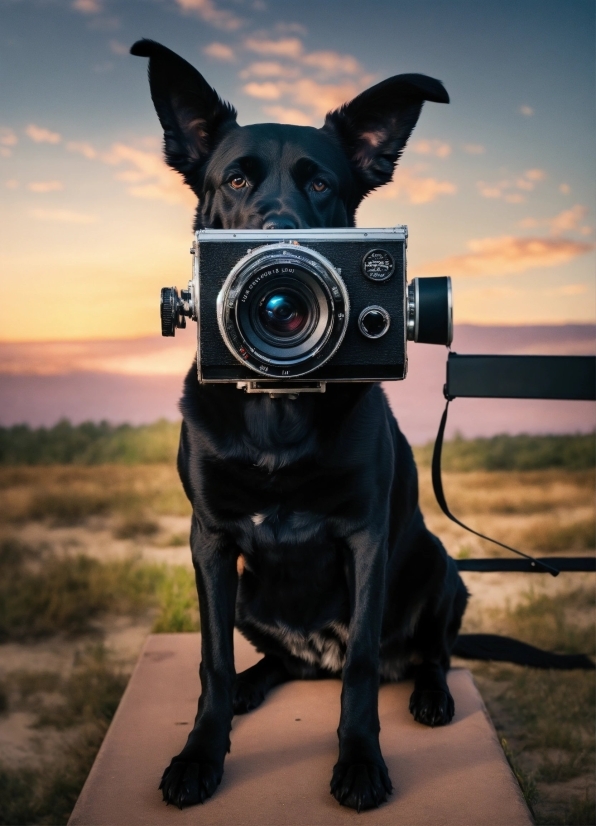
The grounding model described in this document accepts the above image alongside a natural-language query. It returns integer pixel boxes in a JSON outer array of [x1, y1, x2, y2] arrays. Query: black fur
[[130, 40, 590, 814]]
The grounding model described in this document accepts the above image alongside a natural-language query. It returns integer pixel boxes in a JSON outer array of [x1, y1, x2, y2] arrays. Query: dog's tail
[[453, 633, 595, 669]]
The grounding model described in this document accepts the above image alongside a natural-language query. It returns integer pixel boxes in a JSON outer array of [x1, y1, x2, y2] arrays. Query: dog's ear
[[130, 39, 237, 180], [322, 74, 448, 200]]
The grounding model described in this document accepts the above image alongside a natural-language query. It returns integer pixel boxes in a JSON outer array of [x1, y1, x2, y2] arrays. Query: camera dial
[[358, 306, 391, 339], [160, 286, 194, 337]]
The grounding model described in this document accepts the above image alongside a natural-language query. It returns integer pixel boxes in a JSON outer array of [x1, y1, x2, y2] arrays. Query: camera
[[160, 228, 452, 392]]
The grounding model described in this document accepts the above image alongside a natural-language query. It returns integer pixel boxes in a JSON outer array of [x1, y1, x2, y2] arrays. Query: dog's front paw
[[233, 676, 267, 715], [159, 757, 223, 808], [330, 760, 392, 811], [409, 687, 455, 727]]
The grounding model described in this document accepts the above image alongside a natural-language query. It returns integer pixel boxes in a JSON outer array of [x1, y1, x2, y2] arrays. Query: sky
[[0, 0, 594, 361]]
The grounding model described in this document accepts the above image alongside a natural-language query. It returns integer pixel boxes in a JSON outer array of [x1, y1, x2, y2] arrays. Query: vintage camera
[[160, 228, 452, 392]]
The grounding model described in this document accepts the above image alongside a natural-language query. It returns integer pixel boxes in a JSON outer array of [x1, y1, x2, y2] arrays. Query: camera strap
[[431, 398, 559, 577]]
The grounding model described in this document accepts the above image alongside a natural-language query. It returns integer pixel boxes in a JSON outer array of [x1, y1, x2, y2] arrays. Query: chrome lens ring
[[217, 243, 350, 378]]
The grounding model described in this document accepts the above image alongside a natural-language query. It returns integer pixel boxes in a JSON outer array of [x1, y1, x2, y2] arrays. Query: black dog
[[131, 39, 468, 812]]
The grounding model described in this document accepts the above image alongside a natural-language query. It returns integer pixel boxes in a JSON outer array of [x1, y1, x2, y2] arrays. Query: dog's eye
[[229, 176, 248, 190], [311, 179, 328, 193]]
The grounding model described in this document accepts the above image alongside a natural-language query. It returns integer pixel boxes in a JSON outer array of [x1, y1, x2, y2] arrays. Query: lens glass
[[258, 290, 308, 337], [218, 245, 350, 377]]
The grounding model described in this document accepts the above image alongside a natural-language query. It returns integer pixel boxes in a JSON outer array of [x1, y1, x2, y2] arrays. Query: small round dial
[[358, 306, 391, 339]]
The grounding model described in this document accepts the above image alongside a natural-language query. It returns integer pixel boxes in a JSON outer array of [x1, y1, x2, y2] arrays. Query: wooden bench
[[68, 632, 532, 825]]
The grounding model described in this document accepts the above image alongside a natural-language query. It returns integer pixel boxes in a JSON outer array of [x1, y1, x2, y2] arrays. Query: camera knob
[[160, 287, 179, 337], [358, 306, 391, 339]]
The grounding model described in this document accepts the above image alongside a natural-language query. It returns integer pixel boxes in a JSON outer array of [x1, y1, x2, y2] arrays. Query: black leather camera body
[[160, 228, 452, 392]]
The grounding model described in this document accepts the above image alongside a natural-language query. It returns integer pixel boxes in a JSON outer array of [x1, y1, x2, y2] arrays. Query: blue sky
[[0, 0, 594, 351]]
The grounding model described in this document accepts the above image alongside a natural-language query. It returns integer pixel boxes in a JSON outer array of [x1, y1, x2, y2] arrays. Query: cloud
[[375, 166, 457, 204], [549, 205, 589, 235], [240, 61, 300, 79], [550, 284, 589, 296], [25, 124, 61, 144], [72, 0, 102, 12], [239, 35, 373, 124], [520, 205, 591, 237], [0, 128, 17, 157], [243, 81, 282, 100], [410, 139, 451, 158], [0, 128, 18, 147], [5, 179, 19, 189], [109, 39, 129, 56], [0, 337, 194, 377], [66, 140, 97, 159], [31, 208, 97, 224], [462, 143, 485, 154], [204, 42, 236, 61], [262, 106, 313, 126], [244, 36, 303, 58], [243, 77, 361, 119], [28, 180, 64, 193], [414, 236, 594, 277], [559, 183, 571, 195], [477, 168, 546, 201], [103, 143, 195, 208], [174, 0, 243, 31], [302, 51, 362, 77], [519, 105, 534, 116]]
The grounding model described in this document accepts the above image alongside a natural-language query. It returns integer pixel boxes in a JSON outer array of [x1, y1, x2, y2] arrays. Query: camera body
[[161, 228, 452, 390]]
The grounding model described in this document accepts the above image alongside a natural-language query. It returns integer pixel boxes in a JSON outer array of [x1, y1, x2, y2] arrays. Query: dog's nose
[[262, 215, 298, 230]]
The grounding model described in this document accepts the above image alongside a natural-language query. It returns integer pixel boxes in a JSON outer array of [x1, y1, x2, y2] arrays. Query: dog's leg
[[331, 532, 392, 811], [233, 655, 290, 714], [409, 552, 465, 727], [409, 661, 454, 727], [160, 517, 238, 808]]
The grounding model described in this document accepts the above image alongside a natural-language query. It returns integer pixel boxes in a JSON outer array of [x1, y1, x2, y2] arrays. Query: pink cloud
[[28, 180, 64, 193], [72, 0, 102, 12], [66, 140, 97, 159], [414, 235, 594, 277], [25, 124, 61, 144], [30, 208, 97, 224], [175, 0, 243, 31], [103, 143, 195, 208], [411, 139, 451, 158], [244, 37, 303, 59], [376, 166, 457, 204], [462, 143, 485, 154], [203, 42, 236, 61]]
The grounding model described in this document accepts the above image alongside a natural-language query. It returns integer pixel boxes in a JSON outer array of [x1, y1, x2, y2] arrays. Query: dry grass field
[[0, 426, 593, 825]]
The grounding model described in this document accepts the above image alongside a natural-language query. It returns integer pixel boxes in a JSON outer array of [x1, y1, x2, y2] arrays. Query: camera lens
[[259, 291, 308, 337], [217, 243, 350, 378]]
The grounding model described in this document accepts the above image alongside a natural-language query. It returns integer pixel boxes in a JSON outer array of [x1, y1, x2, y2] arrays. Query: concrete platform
[[68, 633, 532, 826]]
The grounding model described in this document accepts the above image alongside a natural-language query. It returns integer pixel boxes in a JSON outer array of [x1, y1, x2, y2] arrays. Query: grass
[[2, 422, 593, 472], [417, 468, 594, 559], [0, 419, 180, 466], [0, 647, 129, 826], [462, 585, 595, 825], [0, 432, 593, 823], [519, 516, 594, 552], [0, 464, 191, 524], [414, 432, 595, 472], [0, 537, 199, 640]]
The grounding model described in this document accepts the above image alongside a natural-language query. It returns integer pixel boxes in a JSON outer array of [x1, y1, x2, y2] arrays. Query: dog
[[131, 39, 469, 812]]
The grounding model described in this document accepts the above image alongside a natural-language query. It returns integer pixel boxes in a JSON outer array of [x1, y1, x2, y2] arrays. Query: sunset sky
[[1, 0, 594, 361]]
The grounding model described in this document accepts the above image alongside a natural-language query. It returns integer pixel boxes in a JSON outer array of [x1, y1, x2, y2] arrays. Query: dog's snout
[[262, 215, 298, 230]]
